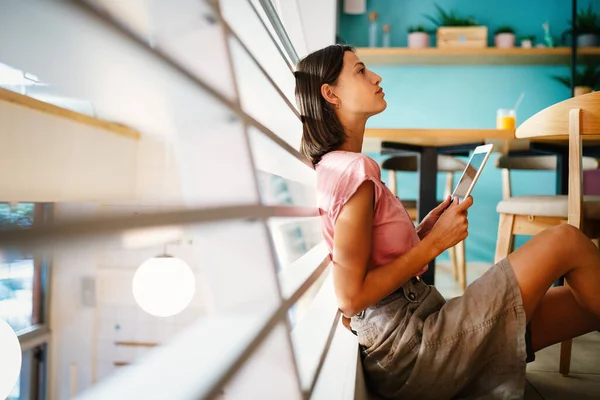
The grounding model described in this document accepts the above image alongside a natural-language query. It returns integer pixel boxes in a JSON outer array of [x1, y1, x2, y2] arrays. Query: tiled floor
[[435, 261, 600, 399], [434, 260, 489, 300], [525, 333, 600, 400]]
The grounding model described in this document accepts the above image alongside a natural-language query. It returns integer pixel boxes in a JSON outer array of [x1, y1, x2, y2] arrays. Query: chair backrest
[[495, 155, 599, 171], [495, 155, 599, 199], [516, 91, 600, 138], [516, 91, 600, 228]]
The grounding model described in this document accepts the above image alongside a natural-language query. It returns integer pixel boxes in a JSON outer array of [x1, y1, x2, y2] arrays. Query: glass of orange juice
[[496, 108, 516, 129]]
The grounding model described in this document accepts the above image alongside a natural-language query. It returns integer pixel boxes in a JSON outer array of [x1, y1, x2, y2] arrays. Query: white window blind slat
[[76, 313, 270, 400], [256, 172, 317, 208], [222, 322, 302, 400], [311, 322, 365, 400], [188, 221, 281, 314], [222, 0, 297, 102], [269, 217, 323, 270], [0, 205, 320, 253], [228, 38, 302, 150], [290, 273, 341, 392], [173, 120, 259, 206], [85, 0, 238, 101], [278, 241, 329, 299], [248, 126, 314, 189], [269, 0, 309, 59]]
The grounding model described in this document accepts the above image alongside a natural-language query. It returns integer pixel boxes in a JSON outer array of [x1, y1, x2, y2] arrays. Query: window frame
[[4, 203, 52, 400]]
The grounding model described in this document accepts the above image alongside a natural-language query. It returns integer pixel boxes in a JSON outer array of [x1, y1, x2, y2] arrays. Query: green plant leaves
[[551, 65, 600, 89], [423, 3, 478, 27]]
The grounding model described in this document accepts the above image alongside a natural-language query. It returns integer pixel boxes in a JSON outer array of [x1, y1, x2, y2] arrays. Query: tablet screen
[[453, 152, 487, 200]]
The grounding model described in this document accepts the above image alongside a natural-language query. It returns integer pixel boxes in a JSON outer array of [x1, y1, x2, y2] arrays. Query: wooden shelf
[[365, 128, 515, 147], [0, 86, 140, 202], [0, 87, 140, 140], [356, 47, 600, 66]]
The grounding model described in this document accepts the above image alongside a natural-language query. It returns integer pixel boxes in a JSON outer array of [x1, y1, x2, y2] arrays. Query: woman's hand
[[426, 196, 473, 253], [341, 315, 353, 333], [416, 196, 453, 239]]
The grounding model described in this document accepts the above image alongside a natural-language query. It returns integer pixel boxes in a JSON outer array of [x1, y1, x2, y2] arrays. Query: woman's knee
[[548, 224, 590, 258], [510, 224, 592, 279], [554, 223, 581, 239]]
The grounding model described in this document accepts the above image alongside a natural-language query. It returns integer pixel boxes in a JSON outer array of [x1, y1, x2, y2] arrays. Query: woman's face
[[330, 51, 386, 117]]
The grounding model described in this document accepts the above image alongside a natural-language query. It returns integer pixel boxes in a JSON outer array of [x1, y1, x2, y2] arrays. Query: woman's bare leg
[[507, 224, 600, 323], [529, 286, 600, 352]]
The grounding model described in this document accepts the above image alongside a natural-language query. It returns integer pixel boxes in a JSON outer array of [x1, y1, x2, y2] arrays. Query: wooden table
[[364, 128, 515, 285]]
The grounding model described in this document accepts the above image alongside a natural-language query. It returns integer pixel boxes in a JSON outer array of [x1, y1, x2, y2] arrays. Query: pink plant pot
[[408, 32, 430, 48], [495, 33, 515, 48]]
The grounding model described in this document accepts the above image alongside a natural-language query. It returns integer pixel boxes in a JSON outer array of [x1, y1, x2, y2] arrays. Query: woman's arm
[[332, 181, 439, 317], [332, 182, 471, 317]]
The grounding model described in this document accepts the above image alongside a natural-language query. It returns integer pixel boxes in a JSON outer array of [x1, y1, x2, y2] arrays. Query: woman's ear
[[320, 83, 340, 109]]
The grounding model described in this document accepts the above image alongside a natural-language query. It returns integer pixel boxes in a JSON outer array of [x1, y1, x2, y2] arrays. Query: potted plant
[[562, 4, 600, 47], [552, 64, 600, 96], [494, 26, 516, 48], [519, 35, 535, 48], [407, 25, 432, 48], [424, 4, 487, 48]]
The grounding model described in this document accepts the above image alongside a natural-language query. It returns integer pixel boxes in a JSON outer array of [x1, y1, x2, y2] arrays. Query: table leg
[[556, 151, 569, 287], [527, 143, 569, 195], [556, 151, 569, 195], [419, 147, 438, 285]]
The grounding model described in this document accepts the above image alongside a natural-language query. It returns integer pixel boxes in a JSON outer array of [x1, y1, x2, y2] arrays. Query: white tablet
[[451, 144, 494, 201]]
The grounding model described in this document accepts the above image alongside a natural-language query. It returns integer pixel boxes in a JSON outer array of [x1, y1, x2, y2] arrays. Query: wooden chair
[[497, 155, 599, 201], [495, 91, 600, 376], [494, 155, 600, 257], [381, 155, 469, 290]]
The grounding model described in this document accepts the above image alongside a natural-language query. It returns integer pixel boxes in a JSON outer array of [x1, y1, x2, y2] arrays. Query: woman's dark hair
[[295, 45, 355, 165]]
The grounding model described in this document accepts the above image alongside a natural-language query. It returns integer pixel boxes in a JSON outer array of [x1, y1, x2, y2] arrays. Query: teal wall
[[338, 0, 596, 262], [338, 0, 591, 48]]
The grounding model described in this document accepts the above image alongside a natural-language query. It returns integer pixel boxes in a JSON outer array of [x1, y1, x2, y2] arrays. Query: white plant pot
[[495, 33, 515, 48], [408, 32, 430, 48], [577, 34, 599, 47], [520, 39, 533, 48]]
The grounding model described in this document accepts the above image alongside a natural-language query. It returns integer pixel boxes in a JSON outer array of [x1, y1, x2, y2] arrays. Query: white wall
[[49, 204, 98, 399], [49, 202, 210, 399]]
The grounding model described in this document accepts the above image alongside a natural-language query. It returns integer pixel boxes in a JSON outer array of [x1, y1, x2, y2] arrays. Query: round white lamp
[[132, 255, 195, 317], [0, 318, 21, 399]]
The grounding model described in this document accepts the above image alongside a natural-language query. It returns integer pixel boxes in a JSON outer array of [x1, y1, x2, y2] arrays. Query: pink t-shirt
[[316, 151, 423, 271]]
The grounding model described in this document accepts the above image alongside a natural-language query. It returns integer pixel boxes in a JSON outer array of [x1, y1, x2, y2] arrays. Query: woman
[[294, 44, 600, 399]]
